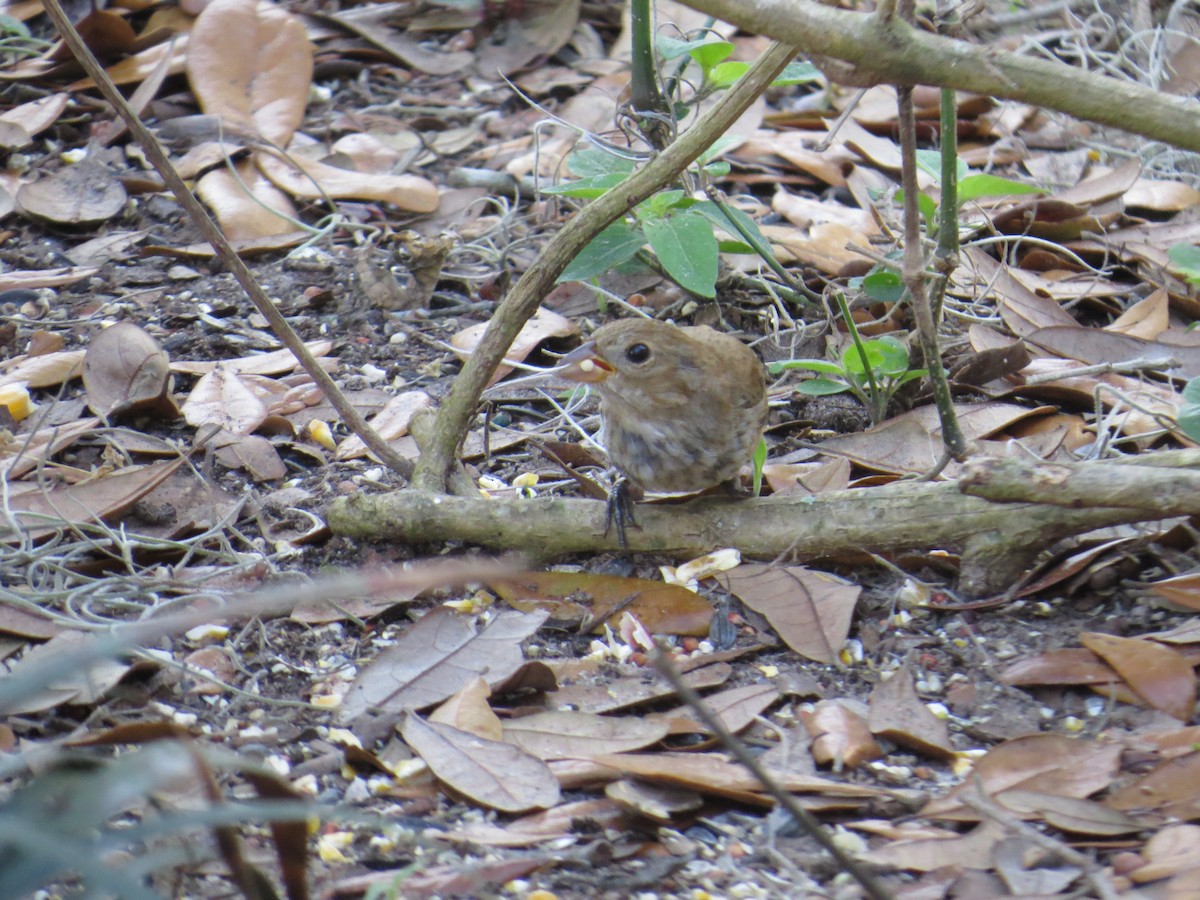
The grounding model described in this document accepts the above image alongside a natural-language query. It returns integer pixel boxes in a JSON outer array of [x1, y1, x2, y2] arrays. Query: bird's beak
[[556, 341, 615, 383]]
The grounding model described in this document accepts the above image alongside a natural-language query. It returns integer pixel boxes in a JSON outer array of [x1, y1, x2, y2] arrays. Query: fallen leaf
[[1080, 632, 1196, 720], [401, 713, 560, 813]]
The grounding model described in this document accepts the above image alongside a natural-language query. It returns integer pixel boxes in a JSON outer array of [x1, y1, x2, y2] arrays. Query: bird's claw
[[604, 478, 640, 551]]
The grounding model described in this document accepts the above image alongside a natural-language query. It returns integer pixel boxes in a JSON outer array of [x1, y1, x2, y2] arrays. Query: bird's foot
[[604, 477, 642, 551]]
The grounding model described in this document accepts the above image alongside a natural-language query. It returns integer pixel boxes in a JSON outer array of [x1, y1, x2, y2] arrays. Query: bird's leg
[[604, 476, 642, 550]]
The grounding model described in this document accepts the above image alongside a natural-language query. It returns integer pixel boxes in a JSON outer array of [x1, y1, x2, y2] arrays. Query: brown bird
[[557, 318, 768, 543]]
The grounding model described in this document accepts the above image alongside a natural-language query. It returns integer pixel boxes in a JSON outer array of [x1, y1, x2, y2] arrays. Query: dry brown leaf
[[863, 821, 1007, 873], [1024, 325, 1200, 380], [186, 0, 312, 146], [1, 458, 186, 543], [212, 432, 286, 481], [0, 349, 85, 389], [256, 151, 438, 213], [922, 733, 1121, 820], [502, 710, 669, 760], [1133, 824, 1200, 882], [439, 798, 629, 847], [997, 790, 1144, 837], [430, 677, 503, 741], [657, 683, 780, 739], [0, 92, 68, 149], [605, 777, 702, 822], [171, 340, 333, 377], [181, 365, 268, 435], [1080, 631, 1197, 721], [451, 307, 579, 386], [18, 159, 126, 226], [1107, 750, 1200, 819], [1149, 572, 1200, 612], [338, 607, 548, 724], [335, 391, 432, 461], [2, 631, 137, 715], [998, 648, 1120, 687], [82, 322, 178, 420], [473, 0, 580, 75], [762, 457, 851, 497], [867, 663, 955, 760], [545, 662, 731, 714], [195, 159, 298, 242], [1105, 287, 1169, 339], [401, 713, 560, 813], [718, 564, 859, 664], [804, 700, 883, 769], [493, 571, 714, 636]]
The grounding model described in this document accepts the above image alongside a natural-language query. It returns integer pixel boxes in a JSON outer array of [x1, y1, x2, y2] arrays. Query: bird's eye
[[625, 343, 651, 364]]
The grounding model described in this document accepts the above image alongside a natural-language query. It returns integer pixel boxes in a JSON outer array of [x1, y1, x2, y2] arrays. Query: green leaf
[[540, 172, 629, 198], [862, 270, 905, 303], [657, 35, 710, 61], [958, 173, 1044, 203], [703, 160, 731, 177], [0, 14, 31, 38], [1169, 244, 1200, 285], [1182, 376, 1200, 406], [843, 336, 909, 376], [557, 222, 646, 283], [916, 151, 968, 185], [771, 61, 821, 85], [797, 378, 851, 396], [697, 135, 744, 165], [709, 60, 749, 89], [568, 148, 636, 178], [718, 239, 755, 254], [643, 211, 719, 297], [689, 40, 734, 71], [690, 200, 767, 248], [769, 359, 845, 376], [751, 436, 767, 497], [639, 189, 688, 219], [1177, 404, 1200, 443]]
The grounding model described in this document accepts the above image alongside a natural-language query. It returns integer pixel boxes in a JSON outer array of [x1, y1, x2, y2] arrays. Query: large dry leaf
[[998, 648, 1121, 687], [494, 571, 714, 636], [0, 92, 68, 149], [323, 4, 474, 76], [451, 307, 578, 385], [256, 151, 438, 213], [181, 365, 268, 435], [1024, 325, 1200, 380], [804, 700, 882, 769], [2, 458, 185, 543], [588, 751, 886, 804], [338, 607, 548, 723], [195, 160, 299, 241], [186, 0, 312, 146], [473, 0, 581, 76], [1107, 750, 1200, 819], [922, 733, 1121, 820], [430, 677, 503, 741], [545, 662, 731, 714], [0, 417, 98, 482], [171, 340, 334, 376], [67, 35, 191, 91], [401, 713, 560, 813], [718, 564, 859, 664], [656, 683, 780, 738], [82, 322, 177, 420], [1080, 632, 1196, 721], [503, 710, 669, 760], [18, 159, 126, 226], [334, 390, 432, 461], [867, 663, 955, 760], [0, 349, 85, 389], [2, 631, 136, 714]]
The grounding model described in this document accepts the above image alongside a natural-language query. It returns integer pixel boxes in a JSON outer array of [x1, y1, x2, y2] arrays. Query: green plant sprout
[[0, 15, 50, 61], [896, 150, 1044, 235], [768, 295, 927, 426], [1169, 244, 1200, 287], [1175, 377, 1200, 442], [541, 28, 818, 300]]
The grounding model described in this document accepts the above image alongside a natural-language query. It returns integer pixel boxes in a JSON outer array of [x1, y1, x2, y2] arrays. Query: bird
[[556, 318, 768, 546]]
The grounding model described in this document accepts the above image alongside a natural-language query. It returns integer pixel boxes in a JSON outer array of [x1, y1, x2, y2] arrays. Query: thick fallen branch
[[328, 452, 1200, 595], [683, 0, 1200, 153]]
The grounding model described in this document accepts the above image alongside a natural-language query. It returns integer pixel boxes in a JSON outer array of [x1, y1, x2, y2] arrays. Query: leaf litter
[[3, 0, 1200, 897]]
